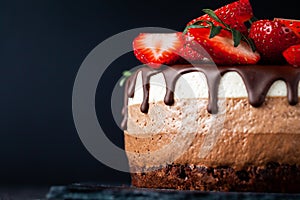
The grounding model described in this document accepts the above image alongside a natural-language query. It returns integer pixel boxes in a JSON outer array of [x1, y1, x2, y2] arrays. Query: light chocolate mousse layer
[[125, 97, 300, 170]]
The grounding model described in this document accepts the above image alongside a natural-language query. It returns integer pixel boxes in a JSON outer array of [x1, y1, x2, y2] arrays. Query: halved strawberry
[[177, 45, 206, 64], [133, 33, 183, 69], [283, 44, 300, 67], [186, 27, 260, 65], [187, 0, 253, 35], [177, 35, 207, 64], [249, 19, 300, 63], [274, 18, 300, 38]]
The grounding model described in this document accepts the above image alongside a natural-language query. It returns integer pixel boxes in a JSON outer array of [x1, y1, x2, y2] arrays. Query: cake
[[121, 0, 300, 193]]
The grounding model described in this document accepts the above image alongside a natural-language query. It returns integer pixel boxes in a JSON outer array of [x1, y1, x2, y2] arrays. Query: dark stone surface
[[0, 186, 49, 200], [46, 183, 300, 200]]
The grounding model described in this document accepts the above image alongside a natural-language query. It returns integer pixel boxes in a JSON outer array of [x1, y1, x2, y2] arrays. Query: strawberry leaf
[[202, 9, 228, 28], [119, 77, 126, 87], [249, 16, 258, 24], [231, 29, 242, 47], [122, 70, 132, 77], [119, 70, 132, 87], [209, 25, 222, 38], [183, 24, 208, 34], [245, 37, 256, 52]]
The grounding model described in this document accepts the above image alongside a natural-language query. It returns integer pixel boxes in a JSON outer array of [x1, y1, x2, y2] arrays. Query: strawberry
[[274, 18, 300, 38], [177, 35, 207, 63], [133, 33, 183, 69], [178, 45, 206, 64], [283, 44, 300, 67], [249, 19, 300, 63], [187, 0, 253, 35], [186, 27, 260, 65]]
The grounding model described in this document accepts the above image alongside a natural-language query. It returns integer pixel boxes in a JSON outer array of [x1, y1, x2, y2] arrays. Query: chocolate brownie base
[[131, 163, 300, 193]]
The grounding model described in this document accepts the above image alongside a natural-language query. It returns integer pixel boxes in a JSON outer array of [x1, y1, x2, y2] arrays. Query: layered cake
[[121, 0, 300, 192]]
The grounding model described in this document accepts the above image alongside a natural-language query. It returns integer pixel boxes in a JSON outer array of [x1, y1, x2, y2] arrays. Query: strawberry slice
[[274, 18, 300, 38], [186, 27, 260, 65], [133, 33, 183, 69], [283, 44, 300, 67], [249, 19, 300, 63], [187, 0, 253, 35]]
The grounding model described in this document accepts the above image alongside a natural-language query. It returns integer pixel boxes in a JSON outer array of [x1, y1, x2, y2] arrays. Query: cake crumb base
[[131, 163, 300, 193]]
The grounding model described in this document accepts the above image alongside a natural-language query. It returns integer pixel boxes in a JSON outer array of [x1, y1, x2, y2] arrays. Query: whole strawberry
[[283, 44, 300, 67], [249, 19, 300, 63], [275, 18, 300, 38]]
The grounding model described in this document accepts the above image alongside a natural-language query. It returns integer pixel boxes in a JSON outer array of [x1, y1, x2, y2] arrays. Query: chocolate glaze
[[121, 64, 300, 129]]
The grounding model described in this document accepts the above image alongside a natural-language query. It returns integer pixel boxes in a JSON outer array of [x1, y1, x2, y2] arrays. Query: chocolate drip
[[162, 67, 187, 106], [121, 77, 129, 130], [121, 64, 300, 130], [286, 76, 299, 105], [139, 68, 161, 113], [205, 67, 222, 114]]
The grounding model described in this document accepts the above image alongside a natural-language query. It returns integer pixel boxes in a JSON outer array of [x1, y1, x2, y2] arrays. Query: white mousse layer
[[128, 71, 300, 106]]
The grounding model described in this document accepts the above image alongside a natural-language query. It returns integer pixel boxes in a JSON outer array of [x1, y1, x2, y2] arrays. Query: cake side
[[123, 65, 300, 192]]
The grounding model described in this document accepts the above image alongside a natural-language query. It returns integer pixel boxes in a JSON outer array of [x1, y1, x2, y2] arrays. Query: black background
[[0, 0, 299, 186]]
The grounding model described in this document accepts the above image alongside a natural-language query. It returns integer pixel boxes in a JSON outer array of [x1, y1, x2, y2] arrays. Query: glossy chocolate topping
[[121, 64, 300, 129]]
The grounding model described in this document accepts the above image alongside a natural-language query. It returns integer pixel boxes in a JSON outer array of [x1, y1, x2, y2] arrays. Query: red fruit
[[177, 35, 206, 63], [274, 18, 300, 38], [187, 0, 253, 35], [186, 28, 260, 65], [249, 19, 300, 63], [133, 33, 183, 69], [283, 44, 300, 67], [178, 45, 206, 63]]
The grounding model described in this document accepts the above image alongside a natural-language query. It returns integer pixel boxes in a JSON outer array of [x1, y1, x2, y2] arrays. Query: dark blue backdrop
[[0, 0, 298, 185]]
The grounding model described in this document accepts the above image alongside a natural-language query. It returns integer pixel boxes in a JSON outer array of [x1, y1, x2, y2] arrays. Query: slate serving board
[[46, 183, 300, 200]]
